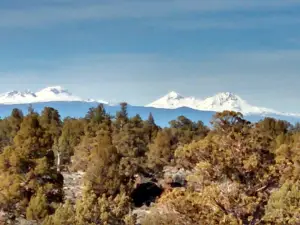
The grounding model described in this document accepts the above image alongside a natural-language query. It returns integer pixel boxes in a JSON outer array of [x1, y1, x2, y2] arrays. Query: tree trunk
[[57, 152, 61, 172]]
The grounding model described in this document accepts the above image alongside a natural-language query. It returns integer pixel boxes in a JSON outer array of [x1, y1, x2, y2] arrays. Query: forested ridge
[[0, 103, 300, 224]]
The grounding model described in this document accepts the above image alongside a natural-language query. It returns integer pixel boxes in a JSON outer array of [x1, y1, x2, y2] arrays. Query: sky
[[0, 0, 300, 112]]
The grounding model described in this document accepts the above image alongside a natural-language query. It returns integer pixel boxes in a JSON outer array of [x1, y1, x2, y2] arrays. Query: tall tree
[[147, 129, 174, 172], [0, 112, 63, 218]]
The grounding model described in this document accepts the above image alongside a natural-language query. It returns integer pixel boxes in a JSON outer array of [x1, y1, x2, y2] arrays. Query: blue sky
[[0, 0, 300, 112]]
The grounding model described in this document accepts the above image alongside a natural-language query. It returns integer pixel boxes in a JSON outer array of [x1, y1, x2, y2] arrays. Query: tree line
[[0, 103, 300, 224]]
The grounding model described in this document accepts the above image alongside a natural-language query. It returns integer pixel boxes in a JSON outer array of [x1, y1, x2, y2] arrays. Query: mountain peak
[[37, 86, 70, 94], [0, 86, 85, 104], [147, 91, 278, 115], [200, 92, 245, 112], [165, 91, 183, 99], [215, 91, 236, 97], [35, 86, 81, 102], [147, 91, 201, 109], [212, 92, 241, 102], [0, 90, 37, 104]]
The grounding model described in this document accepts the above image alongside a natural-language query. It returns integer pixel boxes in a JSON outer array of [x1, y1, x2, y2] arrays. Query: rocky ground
[[0, 171, 85, 225], [1, 166, 190, 225], [62, 171, 85, 203]]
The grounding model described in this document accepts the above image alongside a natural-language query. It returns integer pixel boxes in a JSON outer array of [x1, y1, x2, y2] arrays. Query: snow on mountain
[[0, 90, 37, 104], [0, 86, 107, 105], [86, 98, 109, 104], [35, 86, 82, 102], [198, 92, 279, 115], [146, 91, 203, 109], [1, 87, 299, 117], [147, 91, 282, 115]]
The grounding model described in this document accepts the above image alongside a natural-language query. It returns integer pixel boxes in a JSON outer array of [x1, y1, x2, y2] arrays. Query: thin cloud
[[0, 0, 299, 28], [287, 37, 300, 44], [158, 14, 300, 30]]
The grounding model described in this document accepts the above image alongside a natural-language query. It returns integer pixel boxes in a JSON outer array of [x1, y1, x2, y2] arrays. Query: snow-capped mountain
[[0, 90, 37, 104], [0, 86, 107, 104], [0, 87, 299, 118], [86, 98, 108, 104], [0, 88, 300, 125], [146, 91, 203, 109], [198, 92, 279, 115], [35, 86, 82, 102], [147, 91, 282, 115]]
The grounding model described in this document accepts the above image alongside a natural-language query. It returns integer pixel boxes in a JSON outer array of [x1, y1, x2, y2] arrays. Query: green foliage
[[112, 108, 151, 191], [85, 131, 122, 196], [0, 109, 24, 152], [264, 180, 300, 224], [174, 111, 280, 223], [147, 188, 241, 225], [169, 115, 209, 144], [256, 117, 291, 137], [42, 200, 75, 225], [115, 102, 129, 130], [144, 113, 159, 143], [71, 184, 132, 225], [0, 106, 300, 224], [211, 110, 249, 132], [147, 129, 174, 172], [71, 104, 112, 171], [39, 107, 62, 151], [0, 109, 63, 219], [58, 118, 85, 165], [9, 108, 24, 138], [274, 133, 300, 184], [26, 188, 49, 221], [44, 189, 134, 225]]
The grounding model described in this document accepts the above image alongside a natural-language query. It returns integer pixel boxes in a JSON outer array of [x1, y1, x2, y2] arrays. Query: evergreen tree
[[71, 105, 112, 171], [8, 108, 24, 138], [169, 116, 208, 144], [85, 130, 122, 196], [112, 113, 149, 191], [115, 102, 129, 130], [264, 180, 300, 224], [26, 188, 49, 221], [0, 112, 63, 217], [0, 106, 299, 224], [58, 118, 85, 166], [42, 200, 75, 225], [147, 129, 174, 172], [39, 107, 62, 144], [144, 113, 159, 143]]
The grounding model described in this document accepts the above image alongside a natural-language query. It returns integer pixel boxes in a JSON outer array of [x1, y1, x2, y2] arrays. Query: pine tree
[[264, 180, 300, 224], [26, 188, 49, 221], [147, 129, 173, 172], [58, 118, 85, 166], [112, 113, 149, 190], [71, 105, 112, 171], [42, 200, 75, 225], [8, 108, 24, 138], [85, 130, 122, 196], [144, 113, 159, 143], [85, 104, 108, 124], [39, 107, 62, 144], [0, 112, 63, 217], [115, 102, 129, 130]]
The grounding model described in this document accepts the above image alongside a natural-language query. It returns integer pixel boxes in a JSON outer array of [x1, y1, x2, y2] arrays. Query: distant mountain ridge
[[0, 101, 300, 127], [0, 86, 107, 105], [147, 91, 299, 117], [0, 86, 299, 118]]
